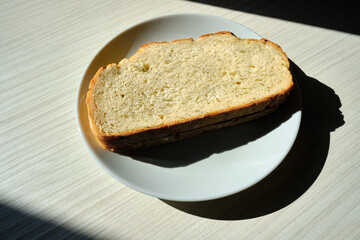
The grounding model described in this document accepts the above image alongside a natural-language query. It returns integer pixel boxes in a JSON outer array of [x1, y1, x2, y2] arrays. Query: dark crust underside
[[110, 106, 276, 152], [99, 92, 289, 152]]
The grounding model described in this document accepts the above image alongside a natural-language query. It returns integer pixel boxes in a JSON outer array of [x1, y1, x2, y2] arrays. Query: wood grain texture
[[1, 0, 359, 239]]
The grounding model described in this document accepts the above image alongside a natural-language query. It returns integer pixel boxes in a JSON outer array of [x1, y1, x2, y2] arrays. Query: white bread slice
[[86, 32, 293, 152]]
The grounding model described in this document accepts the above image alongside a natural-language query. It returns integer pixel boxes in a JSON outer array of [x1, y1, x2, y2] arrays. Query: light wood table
[[1, 0, 359, 239]]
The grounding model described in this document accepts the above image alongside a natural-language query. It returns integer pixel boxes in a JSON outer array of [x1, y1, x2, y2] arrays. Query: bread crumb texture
[[87, 32, 291, 135]]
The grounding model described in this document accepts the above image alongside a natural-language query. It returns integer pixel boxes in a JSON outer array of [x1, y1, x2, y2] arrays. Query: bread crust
[[106, 105, 280, 152], [86, 31, 293, 152]]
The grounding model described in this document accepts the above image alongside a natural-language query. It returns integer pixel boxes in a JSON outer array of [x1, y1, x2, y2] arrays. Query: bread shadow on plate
[[161, 60, 345, 220], [125, 65, 301, 168]]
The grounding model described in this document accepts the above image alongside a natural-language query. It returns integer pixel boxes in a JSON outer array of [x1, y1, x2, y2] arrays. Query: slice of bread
[[86, 31, 293, 152]]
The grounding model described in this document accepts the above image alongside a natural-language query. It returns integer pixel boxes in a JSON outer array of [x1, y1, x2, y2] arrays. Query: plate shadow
[[161, 61, 344, 220]]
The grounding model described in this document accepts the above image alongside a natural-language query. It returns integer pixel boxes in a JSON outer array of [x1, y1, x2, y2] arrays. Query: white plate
[[77, 13, 302, 202]]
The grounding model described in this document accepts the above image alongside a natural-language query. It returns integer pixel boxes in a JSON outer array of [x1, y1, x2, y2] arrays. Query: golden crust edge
[[85, 31, 293, 150]]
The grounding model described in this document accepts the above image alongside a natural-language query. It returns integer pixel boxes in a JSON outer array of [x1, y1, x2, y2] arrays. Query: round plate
[[77, 13, 302, 202]]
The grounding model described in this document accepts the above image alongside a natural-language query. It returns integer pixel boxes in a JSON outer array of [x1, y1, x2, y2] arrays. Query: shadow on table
[[188, 0, 360, 35], [0, 203, 97, 240], [161, 61, 344, 220]]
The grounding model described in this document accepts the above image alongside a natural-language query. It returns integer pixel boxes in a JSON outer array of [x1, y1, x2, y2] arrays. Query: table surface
[[1, 0, 359, 239]]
